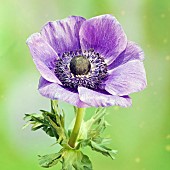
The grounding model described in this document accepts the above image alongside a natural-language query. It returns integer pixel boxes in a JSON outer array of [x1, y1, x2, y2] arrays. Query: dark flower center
[[55, 49, 108, 90], [70, 56, 91, 75]]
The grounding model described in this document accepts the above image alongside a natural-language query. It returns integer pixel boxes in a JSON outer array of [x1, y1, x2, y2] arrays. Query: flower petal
[[79, 14, 127, 65], [105, 60, 147, 96], [78, 87, 132, 107], [108, 41, 144, 70], [26, 33, 61, 84], [38, 77, 89, 108], [41, 16, 86, 55]]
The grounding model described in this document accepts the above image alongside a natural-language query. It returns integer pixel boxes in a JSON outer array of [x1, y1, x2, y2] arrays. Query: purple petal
[[26, 33, 61, 84], [38, 77, 89, 108], [78, 87, 132, 107], [105, 60, 147, 96], [79, 14, 127, 65], [41, 16, 86, 55], [108, 41, 144, 70]]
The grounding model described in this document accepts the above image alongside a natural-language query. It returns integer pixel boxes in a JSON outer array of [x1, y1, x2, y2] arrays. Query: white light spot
[[166, 134, 170, 139], [143, 15, 147, 19], [163, 39, 168, 44], [161, 14, 165, 18], [121, 10, 126, 16], [165, 56, 170, 61], [165, 145, 170, 152], [135, 157, 141, 163]]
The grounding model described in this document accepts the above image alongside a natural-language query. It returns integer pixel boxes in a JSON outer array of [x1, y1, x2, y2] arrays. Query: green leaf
[[85, 108, 107, 135], [24, 104, 117, 169], [77, 108, 117, 160], [23, 103, 67, 144], [47, 115, 66, 143], [31, 122, 43, 131], [90, 141, 117, 159], [50, 100, 58, 114], [24, 113, 44, 123], [39, 152, 62, 168], [62, 149, 92, 170]]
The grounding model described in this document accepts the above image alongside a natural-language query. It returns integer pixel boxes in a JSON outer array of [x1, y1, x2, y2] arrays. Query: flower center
[[70, 56, 91, 75], [55, 49, 108, 90]]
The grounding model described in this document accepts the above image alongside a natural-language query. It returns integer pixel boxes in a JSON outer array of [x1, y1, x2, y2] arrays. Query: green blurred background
[[0, 0, 170, 169]]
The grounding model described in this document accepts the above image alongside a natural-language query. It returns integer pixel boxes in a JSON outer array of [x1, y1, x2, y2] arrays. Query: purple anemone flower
[[27, 14, 147, 108]]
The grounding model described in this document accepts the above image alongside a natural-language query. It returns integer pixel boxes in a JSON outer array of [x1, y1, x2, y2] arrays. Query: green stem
[[68, 108, 85, 148]]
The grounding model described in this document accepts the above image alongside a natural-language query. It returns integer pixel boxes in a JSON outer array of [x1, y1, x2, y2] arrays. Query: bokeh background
[[0, 0, 170, 169]]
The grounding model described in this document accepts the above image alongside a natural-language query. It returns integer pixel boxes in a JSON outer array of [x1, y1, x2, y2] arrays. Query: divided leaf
[[90, 141, 117, 159], [78, 108, 117, 160], [39, 152, 62, 168], [24, 104, 117, 169], [23, 100, 67, 144]]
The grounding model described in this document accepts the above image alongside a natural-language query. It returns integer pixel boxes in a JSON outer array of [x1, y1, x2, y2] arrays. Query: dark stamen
[[70, 56, 91, 75]]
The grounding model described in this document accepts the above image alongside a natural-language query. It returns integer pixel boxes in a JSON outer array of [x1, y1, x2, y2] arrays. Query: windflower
[[25, 15, 148, 169], [27, 14, 147, 108]]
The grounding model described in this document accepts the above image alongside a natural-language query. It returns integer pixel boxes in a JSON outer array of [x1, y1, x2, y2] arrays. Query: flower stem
[[68, 108, 85, 148]]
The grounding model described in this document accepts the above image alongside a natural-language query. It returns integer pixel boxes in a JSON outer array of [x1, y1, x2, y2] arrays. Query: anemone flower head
[[27, 14, 147, 108]]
